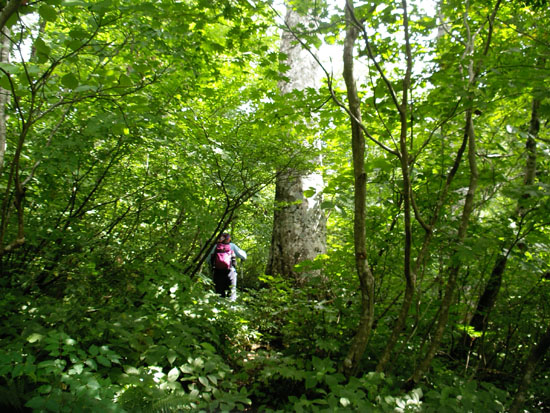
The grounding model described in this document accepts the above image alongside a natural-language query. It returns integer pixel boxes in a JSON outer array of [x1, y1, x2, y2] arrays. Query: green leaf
[[34, 38, 51, 57], [5, 12, 19, 28], [27, 333, 44, 343], [86, 377, 100, 390], [200, 342, 216, 353], [180, 364, 193, 374], [118, 73, 132, 87], [0, 62, 19, 74], [167, 367, 180, 382], [74, 84, 96, 93], [85, 358, 97, 370], [68, 363, 84, 374], [0, 75, 10, 89], [90, 0, 112, 14], [124, 365, 139, 375], [303, 188, 316, 198], [61, 73, 79, 89], [27, 65, 41, 76], [12, 364, 24, 377], [62, 0, 87, 6], [166, 349, 177, 365], [325, 374, 340, 389], [96, 355, 111, 367], [207, 374, 218, 386], [305, 375, 316, 389], [88, 345, 99, 356], [39, 5, 58, 22], [25, 397, 46, 410], [38, 385, 52, 394]]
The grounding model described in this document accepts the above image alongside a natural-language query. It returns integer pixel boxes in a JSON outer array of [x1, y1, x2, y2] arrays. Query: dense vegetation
[[0, 0, 549, 411]]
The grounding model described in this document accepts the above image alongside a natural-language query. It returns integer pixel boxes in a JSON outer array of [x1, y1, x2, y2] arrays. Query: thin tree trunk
[[406, 0, 501, 386], [468, 95, 539, 336], [0, 19, 47, 258], [375, 0, 415, 373], [341, 1, 375, 376], [408, 107, 479, 386], [469, 252, 507, 333], [509, 327, 550, 413], [377, 128, 469, 372], [523, 98, 539, 187]]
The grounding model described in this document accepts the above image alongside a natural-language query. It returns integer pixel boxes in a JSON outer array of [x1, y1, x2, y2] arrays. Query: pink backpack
[[213, 243, 232, 269]]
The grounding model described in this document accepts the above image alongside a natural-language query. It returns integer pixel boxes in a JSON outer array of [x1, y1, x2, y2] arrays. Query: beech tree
[[0, 27, 8, 171], [266, 3, 327, 281], [0, 0, 548, 411]]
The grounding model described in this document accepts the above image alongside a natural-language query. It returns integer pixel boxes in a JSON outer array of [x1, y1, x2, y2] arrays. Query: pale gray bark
[[277, 8, 320, 94], [266, 5, 326, 281], [0, 28, 10, 172]]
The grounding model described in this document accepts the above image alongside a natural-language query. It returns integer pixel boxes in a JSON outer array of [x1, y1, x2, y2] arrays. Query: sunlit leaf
[[27, 333, 44, 343], [167, 367, 180, 382], [0, 62, 19, 74]]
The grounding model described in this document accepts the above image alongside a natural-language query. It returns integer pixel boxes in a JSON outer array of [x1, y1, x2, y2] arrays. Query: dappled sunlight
[[0, 0, 548, 411]]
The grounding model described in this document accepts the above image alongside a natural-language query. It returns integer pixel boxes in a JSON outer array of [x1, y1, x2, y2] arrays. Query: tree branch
[[0, 0, 24, 33]]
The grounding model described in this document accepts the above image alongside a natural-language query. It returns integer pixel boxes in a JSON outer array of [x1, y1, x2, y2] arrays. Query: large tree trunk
[[0, 28, 10, 172], [266, 5, 326, 281]]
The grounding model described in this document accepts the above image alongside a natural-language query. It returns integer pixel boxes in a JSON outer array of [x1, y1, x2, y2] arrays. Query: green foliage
[[518, 0, 548, 9], [0, 0, 308, 290], [245, 274, 353, 357], [0, 272, 255, 411], [0, 0, 549, 412], [0, 323, 123, 411], [422, 372, 508, 413], [0, 257, 525, 412]]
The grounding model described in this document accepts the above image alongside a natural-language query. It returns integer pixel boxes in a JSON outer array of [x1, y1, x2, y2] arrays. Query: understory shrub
[[0, 269, 516, 412]]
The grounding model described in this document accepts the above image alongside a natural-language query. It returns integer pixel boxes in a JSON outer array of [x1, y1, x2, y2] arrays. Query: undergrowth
[[0, 270, 518, 412]]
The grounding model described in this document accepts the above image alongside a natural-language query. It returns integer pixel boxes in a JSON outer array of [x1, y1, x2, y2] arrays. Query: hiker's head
[[217, 233, 231, 244]]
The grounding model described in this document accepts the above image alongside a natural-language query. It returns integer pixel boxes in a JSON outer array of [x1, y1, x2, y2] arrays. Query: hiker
[[207, 233, 247, 301]]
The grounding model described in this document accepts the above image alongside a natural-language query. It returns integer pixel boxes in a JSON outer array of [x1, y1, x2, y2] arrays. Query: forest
[[0, 0, 549, 411]]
